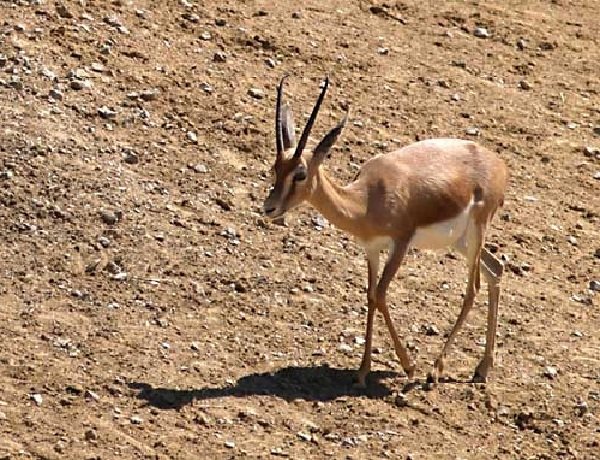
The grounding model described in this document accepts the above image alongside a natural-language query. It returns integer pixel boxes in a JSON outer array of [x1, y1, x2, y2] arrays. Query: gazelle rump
[[263, 76, 508, 386]]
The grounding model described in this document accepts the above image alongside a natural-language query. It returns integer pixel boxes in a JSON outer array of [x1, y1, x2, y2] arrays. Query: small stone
[[395, 393, 409, 407], [98, 236, 110, 248], [161, 342, 170, 350], [130, 416, 143, 424], [583, 146, 599, 157], [377, 47, 390, 55], [70, 79, 91, 90], [589, 280, 600, 292], [186, 131, 198, 143], [248, 87, 264, 99], [191, 163, 207, 173], [474, 27, 489, 38], [265, 58, 277, 68], [465, 127, 480, 136], [123, 152, 139, 164], [200, 31, 211, 41], [84, 390, 100, 401], [543, 366, 558, 379], [183, 12, 200, 23], [111, 272, 128, 281], [31, 394, 43, 406], [90, 63, 104, 72], [140, 89, 159, 101], [100, 210, 118, 225], [97, 106, 116, 119], [297, 432, 312, 442], [200, 82, 213, 93], [424, 324, 440, 336], [84, 429, 98, 441], [49, 88, 63, 100], [215, 18, 227, 26], [191, 342, 200, 351], [337, 343, 353, 353], [567, 122, 578, 130], [213, 51, 227, 62], [56, 4, 73, 19], [516, 38, 527, 50], [354, 336, 365, 345], [519, 80, 532, 90], [593, 126, 600, 136], [292, 11, 302, 19], [224, 441, 235, 449], [567, 235, 577, 246]]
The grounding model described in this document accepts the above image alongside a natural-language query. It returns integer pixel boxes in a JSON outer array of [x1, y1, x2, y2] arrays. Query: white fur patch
[[410, 200, 473, 250], [357, 199, 475, 253]]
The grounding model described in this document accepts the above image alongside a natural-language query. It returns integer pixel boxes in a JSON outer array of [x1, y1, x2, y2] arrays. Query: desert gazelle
[[263, 76, 508, 386]]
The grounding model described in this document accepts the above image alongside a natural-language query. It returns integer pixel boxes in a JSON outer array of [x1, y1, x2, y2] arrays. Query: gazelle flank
[[263, 76, 508, 387]]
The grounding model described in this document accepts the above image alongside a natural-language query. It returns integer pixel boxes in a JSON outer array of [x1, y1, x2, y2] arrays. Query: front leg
[[356, 249, 379, 388], [376, 241, 416, 379]]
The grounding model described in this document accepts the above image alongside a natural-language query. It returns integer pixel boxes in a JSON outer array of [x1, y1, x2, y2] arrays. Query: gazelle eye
[[293, 168, 307, 182]]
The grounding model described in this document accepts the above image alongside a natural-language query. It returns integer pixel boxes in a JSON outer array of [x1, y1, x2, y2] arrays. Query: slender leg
[[472, 247, 503, 382], [356, 249, 379, 388], [375, 241, 415, 379], [429, 222, 484, 383]]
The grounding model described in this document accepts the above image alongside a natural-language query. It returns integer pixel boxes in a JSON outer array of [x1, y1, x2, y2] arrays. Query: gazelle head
[[262, 76, 347, 220]]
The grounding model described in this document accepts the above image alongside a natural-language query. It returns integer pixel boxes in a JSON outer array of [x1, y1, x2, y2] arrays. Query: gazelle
[[263, 76, 508, 387]]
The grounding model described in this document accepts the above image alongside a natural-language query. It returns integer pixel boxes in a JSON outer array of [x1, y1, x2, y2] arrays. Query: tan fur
[[264, 80, 508, 386]]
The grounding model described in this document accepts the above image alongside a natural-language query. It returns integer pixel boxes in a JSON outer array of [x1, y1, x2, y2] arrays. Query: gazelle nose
[[264, 206, 276, 215]]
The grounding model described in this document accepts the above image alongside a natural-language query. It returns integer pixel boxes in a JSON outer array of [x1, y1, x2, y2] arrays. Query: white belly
[[410, 204, 472, 250], [358, 201, 474, 253]]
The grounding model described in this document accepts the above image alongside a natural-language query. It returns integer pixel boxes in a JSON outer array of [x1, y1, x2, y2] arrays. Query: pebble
[[191, 342, 200, 351], [213, 51, 227, 62], [140, 89, 159, 101], [49, 88, 63, 100], [30, 393, 43, 406], [589, 280, 600, 292], [100, 210, 118, 225], [70, 79, 91, 90], [123, 151, 139, 164], [84, 429, 98, 441], [200, 31, 211, 41], [265, 58, 277, 68], [424, 324, 440, 336], [377, 47, 390, 55], [516, 38, 527, 50], [186, 131, 198, 143], [111, 272, 128, 281], [337, 343, 353, 353], [190, 163, 207, 173], [248, 87, 264, 99], [130, 416, 143, 424], [543, 365, 558, 379], [473, 27, 490, 38], [85, 390, 100, 401], [519, 80, 532, 90], [465, 127, 480, 136], [224, 441, 235, 449], [215, 18, 227, 26], [97, 106, 116, 119], [56, 3, 74, 19]]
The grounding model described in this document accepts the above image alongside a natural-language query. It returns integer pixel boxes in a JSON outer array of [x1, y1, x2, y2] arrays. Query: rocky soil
[[0, 0, 598, 459]]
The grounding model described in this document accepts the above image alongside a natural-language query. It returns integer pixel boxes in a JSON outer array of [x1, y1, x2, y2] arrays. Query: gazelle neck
[[308, 167, 365, 235]]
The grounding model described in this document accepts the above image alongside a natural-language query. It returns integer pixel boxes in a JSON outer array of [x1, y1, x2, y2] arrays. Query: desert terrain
[[0, 0, 598, 459]]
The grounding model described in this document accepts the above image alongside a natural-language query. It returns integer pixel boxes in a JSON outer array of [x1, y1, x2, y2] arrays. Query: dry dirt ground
[[0, 0, 599, 459]]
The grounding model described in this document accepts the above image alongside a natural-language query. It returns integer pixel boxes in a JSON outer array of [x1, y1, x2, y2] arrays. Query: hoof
[[405, 364, 416, 380], [426, 372, 437, 385], [471, 370, 487, 384]]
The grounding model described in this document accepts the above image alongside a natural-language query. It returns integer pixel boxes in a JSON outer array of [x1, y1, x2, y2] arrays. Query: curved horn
[[275, 75, 288, 160], [293, 76, 329, 159]]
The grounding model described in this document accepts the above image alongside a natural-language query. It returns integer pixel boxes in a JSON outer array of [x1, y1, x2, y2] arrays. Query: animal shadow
[[129, 365, 398, 410]]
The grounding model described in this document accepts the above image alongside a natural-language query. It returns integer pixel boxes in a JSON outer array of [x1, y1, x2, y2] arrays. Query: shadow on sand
[[129, 365, 400, 410]]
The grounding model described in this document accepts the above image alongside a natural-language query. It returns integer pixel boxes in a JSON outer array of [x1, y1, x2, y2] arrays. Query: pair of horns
[[275, 75, 329, 160]]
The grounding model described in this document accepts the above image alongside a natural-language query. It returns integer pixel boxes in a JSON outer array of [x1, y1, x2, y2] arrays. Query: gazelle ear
[[311, 112, 348, 166], [281, 104, 296, 149]]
